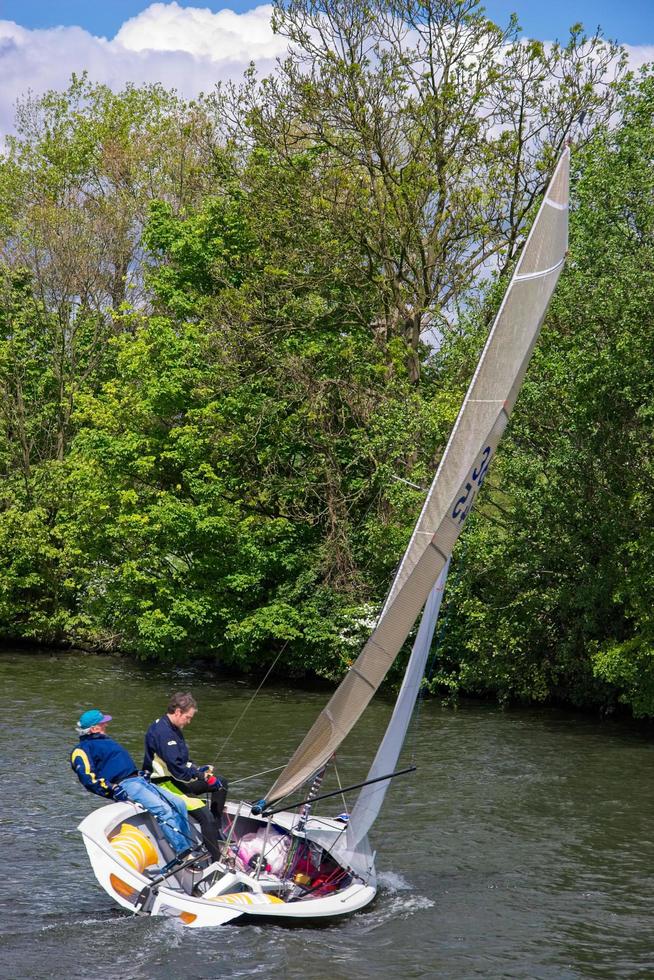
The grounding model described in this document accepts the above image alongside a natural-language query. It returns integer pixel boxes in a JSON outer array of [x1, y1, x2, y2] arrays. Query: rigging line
[[259, 830, 289, 868], [289, 811, 350, 872], [229, 763, 286, 785], [332, 758, 350, 817], [391, 474, 429, 492], [211, 641, 289, 764], [254, 818, 271, 879], [132, 803, 199, 851], [263, 767, 416, 817], [264, 756, 336, 816]]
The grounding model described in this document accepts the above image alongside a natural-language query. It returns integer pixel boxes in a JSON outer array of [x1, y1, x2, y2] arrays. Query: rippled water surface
[[2, 650, 653, 979]]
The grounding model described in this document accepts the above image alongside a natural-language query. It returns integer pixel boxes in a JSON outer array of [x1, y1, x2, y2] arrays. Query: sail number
[[451, 446, 492, 525]]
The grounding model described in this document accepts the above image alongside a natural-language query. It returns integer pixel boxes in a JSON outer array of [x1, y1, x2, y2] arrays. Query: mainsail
[[264, 147, 570, 807]]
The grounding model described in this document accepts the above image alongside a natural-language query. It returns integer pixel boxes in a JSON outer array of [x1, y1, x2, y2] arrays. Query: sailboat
[[77, 147, 570, 926]]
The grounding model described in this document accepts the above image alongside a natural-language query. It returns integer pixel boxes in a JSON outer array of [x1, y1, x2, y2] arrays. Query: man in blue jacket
[[71, 708, 194, 859], [143, 692, 228, 862]]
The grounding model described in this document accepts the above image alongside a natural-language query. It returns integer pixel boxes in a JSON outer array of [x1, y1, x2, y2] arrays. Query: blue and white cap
[[77, 708, 112, 732]]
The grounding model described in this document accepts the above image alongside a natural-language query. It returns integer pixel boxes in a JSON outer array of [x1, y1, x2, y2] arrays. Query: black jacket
[[143, 714, 202, 782]]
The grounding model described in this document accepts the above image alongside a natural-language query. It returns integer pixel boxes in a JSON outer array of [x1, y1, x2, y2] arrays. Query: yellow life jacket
[[151, 754, 206, 812]]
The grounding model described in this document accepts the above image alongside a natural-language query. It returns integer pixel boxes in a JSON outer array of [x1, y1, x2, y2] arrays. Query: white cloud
[[623, 44, 654, 70], [0, 3, 287, 141], [0, 4, 651, 145], [115, 2, 284, 61]]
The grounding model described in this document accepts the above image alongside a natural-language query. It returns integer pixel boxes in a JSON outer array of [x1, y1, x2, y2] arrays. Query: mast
[[261, 148, 570, 810]]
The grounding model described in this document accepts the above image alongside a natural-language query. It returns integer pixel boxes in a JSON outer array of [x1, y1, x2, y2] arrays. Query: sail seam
[[430, 541, 449, 562], [349, 664, 379, 692], [514, 257, 565, 282]]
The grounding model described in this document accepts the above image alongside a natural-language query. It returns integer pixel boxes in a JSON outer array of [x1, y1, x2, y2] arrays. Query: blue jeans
[[120, 776, 192, 855]]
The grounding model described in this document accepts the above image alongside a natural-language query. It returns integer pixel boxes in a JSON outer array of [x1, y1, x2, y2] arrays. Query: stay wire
[[132, 801, 198, 852], [229, 763, 286, 785], [332, 758, 350, 817], [211, 641, 288, 764]]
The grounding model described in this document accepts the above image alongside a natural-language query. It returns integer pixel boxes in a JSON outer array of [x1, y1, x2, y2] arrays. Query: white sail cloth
[[265, 148, 570, 808], [346, 561, 450, 853]]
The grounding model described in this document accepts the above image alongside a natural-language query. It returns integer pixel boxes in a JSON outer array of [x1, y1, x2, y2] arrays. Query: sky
[[0, 1, 652, 139], [1, 0, 653, 43]]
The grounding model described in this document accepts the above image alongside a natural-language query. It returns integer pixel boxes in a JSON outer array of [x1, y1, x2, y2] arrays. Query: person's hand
[[112, 784, 129, 802]]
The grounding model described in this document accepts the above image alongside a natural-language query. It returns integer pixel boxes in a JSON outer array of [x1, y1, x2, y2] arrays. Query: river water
[[1, 650, 652, 979]]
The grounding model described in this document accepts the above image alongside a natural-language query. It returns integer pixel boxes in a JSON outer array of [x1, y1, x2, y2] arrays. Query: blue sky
[[1, 0, 653, 44]]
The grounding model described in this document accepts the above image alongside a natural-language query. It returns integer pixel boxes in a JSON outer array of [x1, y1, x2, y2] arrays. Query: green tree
[[428, 70, 654, 714], [0, 76, 234, 462], [64, 149, 443, 669], [222, 0, 620, 380], [0, 78, 236, 646]]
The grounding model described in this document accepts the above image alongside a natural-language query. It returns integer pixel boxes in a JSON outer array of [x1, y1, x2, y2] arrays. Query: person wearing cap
[[143, 692, 228, 862], [71, 708, 194, 858]]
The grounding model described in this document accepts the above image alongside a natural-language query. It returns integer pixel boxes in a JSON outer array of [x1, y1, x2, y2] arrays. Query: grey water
[[1, 650, 652, 980]]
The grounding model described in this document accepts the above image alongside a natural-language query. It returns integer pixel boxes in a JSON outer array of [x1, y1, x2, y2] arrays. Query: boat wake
[[377, 870, 412, 892], [357, 872, 434, 932]]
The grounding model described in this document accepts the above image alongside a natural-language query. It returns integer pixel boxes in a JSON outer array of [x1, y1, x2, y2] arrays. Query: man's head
[[167, 692, 197, 728], [76, 708, 112, 735]]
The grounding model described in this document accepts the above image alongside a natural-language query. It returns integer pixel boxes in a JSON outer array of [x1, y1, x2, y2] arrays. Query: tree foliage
[[427, 69, 654, 715], [225, 0, 619, 378], [0, 4, 651, 717]]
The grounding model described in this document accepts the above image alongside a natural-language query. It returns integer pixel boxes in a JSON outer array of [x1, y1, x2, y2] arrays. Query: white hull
[[78, 800, 376, 927]]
